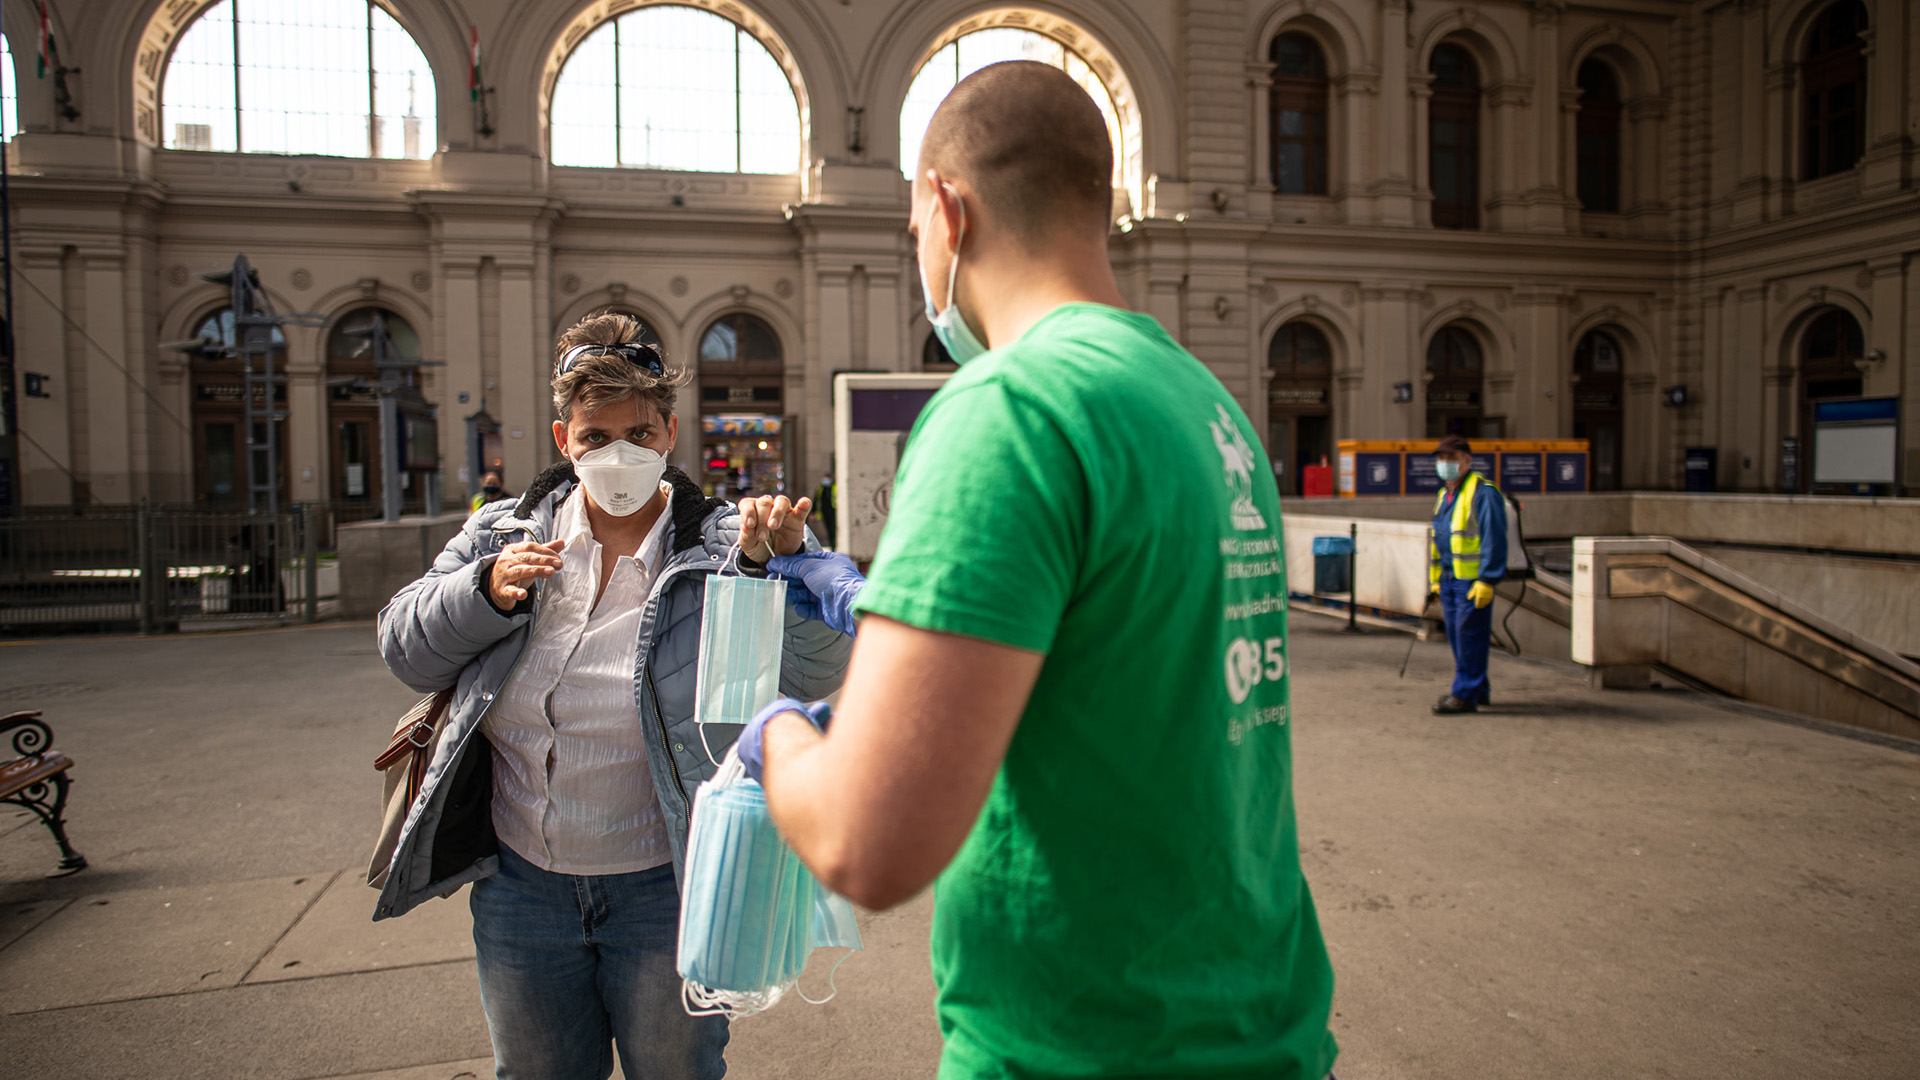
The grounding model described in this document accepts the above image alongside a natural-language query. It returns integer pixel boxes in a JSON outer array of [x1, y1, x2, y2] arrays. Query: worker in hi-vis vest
[[1427, 434, 1507, 714]]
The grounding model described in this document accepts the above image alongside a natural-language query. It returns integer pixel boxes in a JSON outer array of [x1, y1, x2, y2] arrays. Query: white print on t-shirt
[[1209, 403, 1268, 532], [1224, 635, 1286, 705]]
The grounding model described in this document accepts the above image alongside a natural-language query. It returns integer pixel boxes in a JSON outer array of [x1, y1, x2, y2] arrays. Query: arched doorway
[[1425, 324, 1486, 436], [1573, 330, 1625, 490], [1266, 322, 1333, 495], [699, 313, 786, 497], [1799, 307, 1865, 493], [326, 308, 423, 520], [1428, 43, 1481, 230], [188, 308, 287, 509]]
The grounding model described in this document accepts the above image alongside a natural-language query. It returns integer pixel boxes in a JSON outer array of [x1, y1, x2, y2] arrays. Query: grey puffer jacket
[[372, 463, 851, 920]]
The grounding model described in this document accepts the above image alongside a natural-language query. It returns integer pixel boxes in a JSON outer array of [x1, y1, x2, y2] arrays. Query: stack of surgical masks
[[680, 564, 861, 1017]]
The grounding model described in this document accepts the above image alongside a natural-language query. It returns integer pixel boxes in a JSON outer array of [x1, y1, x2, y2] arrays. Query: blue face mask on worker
[[1436, 459, 1462, 482], [919, 182, 989, 365]]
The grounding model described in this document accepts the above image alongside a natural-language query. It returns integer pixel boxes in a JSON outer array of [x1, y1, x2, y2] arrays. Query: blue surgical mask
[[920, 185, 990, 365], [1436, 460, 1462, 482]]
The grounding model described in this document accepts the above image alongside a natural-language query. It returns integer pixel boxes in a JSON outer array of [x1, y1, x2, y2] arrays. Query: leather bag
[[367, 688, 456, 888]]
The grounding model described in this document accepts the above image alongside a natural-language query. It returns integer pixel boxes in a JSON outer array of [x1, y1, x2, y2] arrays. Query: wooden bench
[[0, 711, 87, 876]]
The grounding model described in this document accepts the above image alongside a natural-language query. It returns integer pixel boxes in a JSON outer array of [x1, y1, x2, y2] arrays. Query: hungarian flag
[[36, 1, 52, 78], [468, 26, 481, 101]]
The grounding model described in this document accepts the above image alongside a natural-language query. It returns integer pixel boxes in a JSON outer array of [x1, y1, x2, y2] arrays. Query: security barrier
[[0, 506, 331, 633]]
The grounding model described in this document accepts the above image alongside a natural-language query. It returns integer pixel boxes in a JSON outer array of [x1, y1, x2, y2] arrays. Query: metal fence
[[0, 506, 335, 634]]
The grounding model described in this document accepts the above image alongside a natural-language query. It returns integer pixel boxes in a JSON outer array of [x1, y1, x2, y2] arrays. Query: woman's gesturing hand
[[739, 495, 814, 562], [488, 538, 567, 608]]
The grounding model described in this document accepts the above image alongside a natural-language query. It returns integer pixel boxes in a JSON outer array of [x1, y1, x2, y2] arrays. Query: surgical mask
[[920, 185, 990, 365], [1436, 460, 1462, 482], [481, 484, 501, 498], [571, 439, 667, 516]]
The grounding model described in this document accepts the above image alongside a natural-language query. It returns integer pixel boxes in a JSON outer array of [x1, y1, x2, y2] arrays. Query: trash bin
[[1312, 535, 1354, 594], [1684, 447, 1717, 493]]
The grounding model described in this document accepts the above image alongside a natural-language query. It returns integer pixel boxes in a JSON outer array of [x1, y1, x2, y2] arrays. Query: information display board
[[834, 373, 951, 562], [1812, 397, 1898, 485], [1338, 440, 1587, 496]]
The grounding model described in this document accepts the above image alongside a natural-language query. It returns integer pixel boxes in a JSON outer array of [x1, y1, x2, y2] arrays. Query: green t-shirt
[[855, 304, 1337, 1080]]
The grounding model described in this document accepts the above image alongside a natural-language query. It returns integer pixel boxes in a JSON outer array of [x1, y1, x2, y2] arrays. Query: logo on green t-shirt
[[1209, 403, 1268, 532]]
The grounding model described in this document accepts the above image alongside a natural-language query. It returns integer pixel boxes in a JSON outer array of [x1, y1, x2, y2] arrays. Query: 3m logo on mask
[[1209, 404, 1268, 532]]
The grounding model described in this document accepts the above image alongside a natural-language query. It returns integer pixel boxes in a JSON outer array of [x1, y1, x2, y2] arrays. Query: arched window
[[327, 308, 424, 513], [187, 307, 289, 508], [1798, 307, 1865, 492], [1576, 60, 1622, 213], [1802, 2, 1867, 180], [899, 27, 1125, 190], [551, 5, 801, 173], [2, 35, 17, 140], [1269, 33, 1328, 196], [698, 313, 785, 496], [1425, 324, 1486, 436], [1573, 329, 1625, 490], [161, 0, 435, 158], [1428, 44, 1481, 230], [1267, 322, 1332, 495]]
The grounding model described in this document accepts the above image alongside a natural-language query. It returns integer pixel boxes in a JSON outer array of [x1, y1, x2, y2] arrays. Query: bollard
[[302, 505, 320, 624], [1340, 522, 1364, 634]]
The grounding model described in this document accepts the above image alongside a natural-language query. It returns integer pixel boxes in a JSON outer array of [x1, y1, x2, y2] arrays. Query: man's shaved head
[[919, 60, 1112, 242]]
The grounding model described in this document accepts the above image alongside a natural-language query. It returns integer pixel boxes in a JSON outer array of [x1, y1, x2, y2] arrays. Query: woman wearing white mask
[[374, 312, 851, 1080]]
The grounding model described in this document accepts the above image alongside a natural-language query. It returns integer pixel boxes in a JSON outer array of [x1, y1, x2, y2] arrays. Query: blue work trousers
[[1439, 575, 1493, 705], [470, 843, 730, 1080]]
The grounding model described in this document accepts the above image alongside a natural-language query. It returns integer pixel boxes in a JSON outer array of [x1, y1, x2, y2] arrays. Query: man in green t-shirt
[[734, 60, 1337, 1080]]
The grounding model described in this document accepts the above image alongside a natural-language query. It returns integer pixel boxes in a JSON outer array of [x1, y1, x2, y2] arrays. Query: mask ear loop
[[795, 947, 855, 1006]]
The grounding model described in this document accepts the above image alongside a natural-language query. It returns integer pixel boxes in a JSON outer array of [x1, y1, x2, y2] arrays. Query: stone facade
[[7, 0, 1918, 507]]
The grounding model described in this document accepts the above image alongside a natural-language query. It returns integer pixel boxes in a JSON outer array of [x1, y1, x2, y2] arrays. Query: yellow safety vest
[[1429, 472, 1495, 586]]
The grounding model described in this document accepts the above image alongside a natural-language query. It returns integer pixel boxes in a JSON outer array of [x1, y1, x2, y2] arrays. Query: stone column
[[1561, 88, 1583, 231], [1246, 62, 1275, 220], [1527, 0, 1569, 232], [1409, 81, 1434, 228], [1514, 288, 1570, 436], [1374, 0, 1417, 226], [284, 332, 324, 504], [1485, 81, 1535, 232], [15, 249, 73, 504], [81, 252, 134, 505], [1858, 24, 1905, 194], [1360, 284, 1421, 439], [1904, 254, 1920, 496], [1335, 72, 1379, 223], [1730, 0, 1770, 227]]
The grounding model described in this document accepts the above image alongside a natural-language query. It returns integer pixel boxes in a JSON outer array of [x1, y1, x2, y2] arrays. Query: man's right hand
[[488, 539, 566, 609]]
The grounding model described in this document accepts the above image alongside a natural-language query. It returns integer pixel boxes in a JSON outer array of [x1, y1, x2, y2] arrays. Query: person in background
[[470, 469, 510, 514], [1426, 433, 1508, 715], [810, 472, 837, 550], [732, 61, 1338, 1080], [376, 312, 850, 1080]]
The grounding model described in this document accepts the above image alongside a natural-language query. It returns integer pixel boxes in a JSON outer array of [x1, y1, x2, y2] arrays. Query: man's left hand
[[737, 696, 833, 784], [1468, 581, 1495, 609], [739, 495, 813, 562]]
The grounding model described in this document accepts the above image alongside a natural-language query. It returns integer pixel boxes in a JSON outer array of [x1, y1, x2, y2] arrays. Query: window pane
[[618, 6, 737, 172], [738, 29, 801, 174], [163, 0, 240, 151], [1433, 151, 1457, 201], [1278, 109, 1306, 137], [550, 25, 618, 168], [236, 0, 372, 157], [371, 5, 435, 160], [552, 6, 801, 174], [735, 316, 781, 363], [701, 321, 738, 363], [1, 35, 17, 140], [1278, 143, 1306, 194], [1433, 120, 1457, 147], [1296, 326, 1330, 368]]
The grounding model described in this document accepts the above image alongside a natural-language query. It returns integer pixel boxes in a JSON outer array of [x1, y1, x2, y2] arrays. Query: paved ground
[[0, 613, 1915, 1079]]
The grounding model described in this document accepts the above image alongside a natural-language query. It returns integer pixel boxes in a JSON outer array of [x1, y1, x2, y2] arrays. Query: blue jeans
[[470, 843, 729, 1080], [1439, 575, 1493, 704]]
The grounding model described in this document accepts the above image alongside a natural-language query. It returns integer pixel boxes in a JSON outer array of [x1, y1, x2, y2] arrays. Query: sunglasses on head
[[557, 341, 666, 377]]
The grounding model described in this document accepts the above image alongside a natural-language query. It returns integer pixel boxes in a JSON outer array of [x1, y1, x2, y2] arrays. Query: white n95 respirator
[[572, 440, 667, 516]]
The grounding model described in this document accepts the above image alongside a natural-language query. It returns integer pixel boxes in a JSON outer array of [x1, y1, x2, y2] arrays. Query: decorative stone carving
[[167, 265, 188, 288], [1301, 293, 1319, 313], [291, 268, 312, 291], [410, 271, 430, 292], [609, 282, 629, 306], [560, 273, 581, 295], [1340, 287, 1357, 307], [357, 277, 379, 299], [775, 278, 794, 299], [730, 285, 751, 304], [670, 276, 690, 297]]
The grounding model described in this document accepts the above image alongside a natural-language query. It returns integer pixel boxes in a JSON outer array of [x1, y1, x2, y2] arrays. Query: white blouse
[[482, 485, 675, 876]]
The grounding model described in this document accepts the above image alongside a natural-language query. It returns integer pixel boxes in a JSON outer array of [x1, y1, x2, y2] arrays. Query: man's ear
[[926, 169, 966, 249], [552, 420, 569, 459]]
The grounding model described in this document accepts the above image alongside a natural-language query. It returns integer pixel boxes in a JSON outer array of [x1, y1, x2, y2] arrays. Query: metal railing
[[0, 505, 337, 634]]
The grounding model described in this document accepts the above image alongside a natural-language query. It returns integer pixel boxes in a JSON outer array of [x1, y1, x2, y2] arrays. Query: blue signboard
[[1406, 453, 1441, 494], [1499, 452, 1543, 493], [1354, 453, 1402, 495], [1545, 452, 1588, 492]]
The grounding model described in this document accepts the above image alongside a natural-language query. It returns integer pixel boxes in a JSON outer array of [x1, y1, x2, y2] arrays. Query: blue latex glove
[[737, 697, 833, 785], [766, 551, 867, 636]]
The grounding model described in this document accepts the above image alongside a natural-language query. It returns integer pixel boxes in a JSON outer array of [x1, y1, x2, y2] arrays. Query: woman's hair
[[550, 311, 689, 424]]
